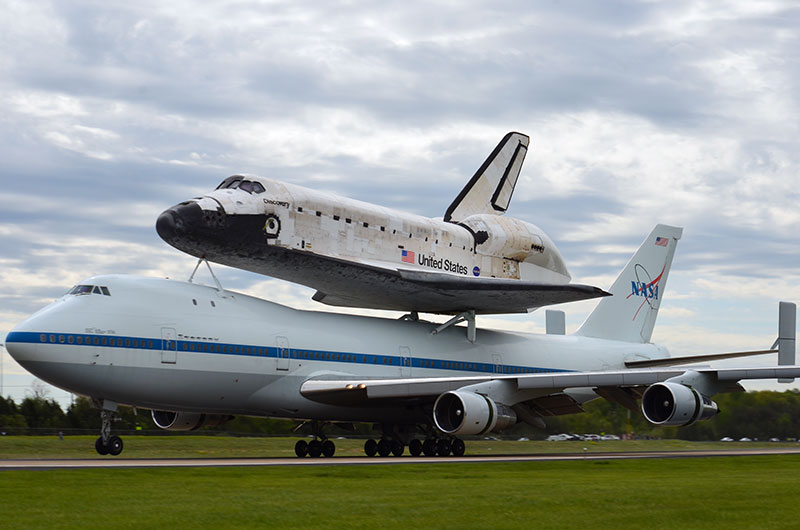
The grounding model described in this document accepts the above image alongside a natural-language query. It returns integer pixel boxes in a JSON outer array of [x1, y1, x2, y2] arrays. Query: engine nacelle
[[151, 410, 233, 431], [641, 382, 719, 427], [433, 391, 517, 435]]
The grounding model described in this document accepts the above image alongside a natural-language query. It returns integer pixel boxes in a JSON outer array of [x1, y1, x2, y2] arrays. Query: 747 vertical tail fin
[[575, 224, 683, 343]]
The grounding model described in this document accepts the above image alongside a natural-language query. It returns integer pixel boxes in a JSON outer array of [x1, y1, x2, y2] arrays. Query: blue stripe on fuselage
[[4, 331, 567, 375]]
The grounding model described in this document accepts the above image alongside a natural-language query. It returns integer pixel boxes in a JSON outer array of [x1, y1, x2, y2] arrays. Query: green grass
[[1, 456, 799, 528], [1, 434, 796, 459]]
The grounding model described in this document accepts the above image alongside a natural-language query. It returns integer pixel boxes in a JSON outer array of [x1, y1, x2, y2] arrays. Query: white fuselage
[[5, 275, 669, 425], [207, 176, 569, 282]]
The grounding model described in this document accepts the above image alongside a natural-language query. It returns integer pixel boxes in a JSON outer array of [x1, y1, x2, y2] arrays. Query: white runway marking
[[3, 448, 800, 470]]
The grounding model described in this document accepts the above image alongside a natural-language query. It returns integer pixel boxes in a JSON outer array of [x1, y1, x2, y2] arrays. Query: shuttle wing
[[310, 255, 608, 314]]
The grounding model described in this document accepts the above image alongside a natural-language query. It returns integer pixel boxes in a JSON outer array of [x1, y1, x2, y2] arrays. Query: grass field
[[1, 453, 799, 529], [1, 434, 796, 459]]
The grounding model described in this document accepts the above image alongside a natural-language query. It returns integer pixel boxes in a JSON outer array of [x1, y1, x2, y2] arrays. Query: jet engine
[[641, 382, 719, 427], [433, 391, 517, 435], [151, 410, 233, 431]]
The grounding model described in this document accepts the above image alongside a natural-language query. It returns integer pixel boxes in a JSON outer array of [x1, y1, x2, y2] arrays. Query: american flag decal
[[655, 237, 668, 247], [401, 250, 415, 263]]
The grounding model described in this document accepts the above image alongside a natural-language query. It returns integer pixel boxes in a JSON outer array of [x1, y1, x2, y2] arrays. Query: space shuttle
[[156, 132, 608, 315]]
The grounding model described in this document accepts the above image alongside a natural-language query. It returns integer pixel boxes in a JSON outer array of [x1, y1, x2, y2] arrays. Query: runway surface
[[3, 448, 800, 470]]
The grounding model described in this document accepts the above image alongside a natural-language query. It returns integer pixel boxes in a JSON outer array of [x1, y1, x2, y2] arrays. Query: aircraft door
[[400, 346, 411, 377], [492, 353, 503, 374], [276, 336, 290, 371], [161, 328, 177, 364]]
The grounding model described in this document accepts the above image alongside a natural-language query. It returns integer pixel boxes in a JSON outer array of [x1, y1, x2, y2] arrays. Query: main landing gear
[[94, 402, 124, 456], [362, 425, 466, 458], [294, 421, 336, 458], [363, 436, 465, 457]]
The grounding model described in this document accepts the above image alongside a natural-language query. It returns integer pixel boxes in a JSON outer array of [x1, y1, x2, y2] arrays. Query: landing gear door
[[161, 327, 177, 364], [276, 336, 290, 371], [400, 346, 411, 377]]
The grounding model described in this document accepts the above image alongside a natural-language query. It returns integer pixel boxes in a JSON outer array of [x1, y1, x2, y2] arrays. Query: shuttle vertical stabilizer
[[444, 132, 529, 223]]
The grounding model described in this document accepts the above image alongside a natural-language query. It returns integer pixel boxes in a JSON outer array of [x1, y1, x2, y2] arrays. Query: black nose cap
[[156, 207, 186, 244], [156, 209, 178, 241], [156, 202, 204, 244]]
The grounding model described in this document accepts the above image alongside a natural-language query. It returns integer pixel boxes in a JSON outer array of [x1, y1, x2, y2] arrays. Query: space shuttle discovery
[[157, 132, 608, 314]]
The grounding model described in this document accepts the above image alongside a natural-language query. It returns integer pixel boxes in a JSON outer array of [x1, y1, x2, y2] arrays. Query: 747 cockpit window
[[215, 176, 265, 194], [69, 285, 111, 296]]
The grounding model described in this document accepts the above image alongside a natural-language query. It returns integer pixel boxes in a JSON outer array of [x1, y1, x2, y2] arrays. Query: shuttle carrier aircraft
[[4, 225, 797, 457], [156, 132, 608, 316]]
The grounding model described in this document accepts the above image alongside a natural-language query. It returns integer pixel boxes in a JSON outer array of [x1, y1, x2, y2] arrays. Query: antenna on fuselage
[[188, 258, 226, 294]]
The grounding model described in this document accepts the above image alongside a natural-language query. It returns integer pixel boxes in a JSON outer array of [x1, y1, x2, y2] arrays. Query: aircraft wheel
[[95, 436, 109, 455], [422, 438, 437, 457], [364, 439, 378, 457], [308, 439, 322, 458], [391, 440, 404, 457], [377, 439, 392, 457], [408, 439, 423, 457], [107, 436, 124, 456], [451, 438, 465, 457], [436, 438, 451, 457], [321, 439, 336, 458], [295, 440, 309, 458]]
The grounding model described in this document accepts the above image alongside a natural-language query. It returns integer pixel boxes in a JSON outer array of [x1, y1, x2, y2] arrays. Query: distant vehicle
[[600, 434, 620, 441], [546, 434, 570, 441], [739, 437, 752, 442], [720, 437, 734, 442], [769, 438, 781, 442], [583, 434, 600, 441], [517, 437, 530, 442]]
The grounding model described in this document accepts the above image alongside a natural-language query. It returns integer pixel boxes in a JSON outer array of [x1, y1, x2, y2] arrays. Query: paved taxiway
[[3, 448, 800, 470]]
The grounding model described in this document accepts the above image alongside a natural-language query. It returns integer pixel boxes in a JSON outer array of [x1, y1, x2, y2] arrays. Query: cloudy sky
[[1, 0, 798, 407]]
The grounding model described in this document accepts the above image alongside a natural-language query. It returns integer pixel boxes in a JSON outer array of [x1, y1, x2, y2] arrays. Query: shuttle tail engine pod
[[151, 410, 233, 431], [641, 382, 719, 427], [433, 391, 517, 435]]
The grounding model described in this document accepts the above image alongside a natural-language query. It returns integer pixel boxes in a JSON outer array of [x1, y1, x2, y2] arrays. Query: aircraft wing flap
[[715, 367, 800, 381], [301, 366, 800, 406], [300, 376, 490, 404], [513, 369, 684, 389]]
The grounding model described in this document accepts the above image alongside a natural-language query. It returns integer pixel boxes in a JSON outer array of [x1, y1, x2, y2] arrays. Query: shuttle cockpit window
[[216, 176, 265, 194], [216, 176, 244, 190], [237, 180, 266, 194], [68, 285, 111, 296]]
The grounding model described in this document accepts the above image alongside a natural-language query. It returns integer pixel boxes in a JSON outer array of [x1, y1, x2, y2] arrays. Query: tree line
[[2, 389, 800, 440]]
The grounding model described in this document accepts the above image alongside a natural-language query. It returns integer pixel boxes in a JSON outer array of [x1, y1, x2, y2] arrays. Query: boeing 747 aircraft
[[156, 132, 608, 316], [4, 225, 797, 457]]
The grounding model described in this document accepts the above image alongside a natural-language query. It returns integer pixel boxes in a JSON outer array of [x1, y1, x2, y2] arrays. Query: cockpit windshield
[[215, 176, 265, 194], [69, 285, 111, 296]]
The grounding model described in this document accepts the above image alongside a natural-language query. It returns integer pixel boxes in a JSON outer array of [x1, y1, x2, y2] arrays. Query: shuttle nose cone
[[156, 201, 206, 247], [155, 209, 178, 241]]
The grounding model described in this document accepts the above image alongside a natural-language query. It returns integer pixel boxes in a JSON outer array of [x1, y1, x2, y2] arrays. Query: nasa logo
[[630, 281, 658, 299], [473, 266, 480, 277]]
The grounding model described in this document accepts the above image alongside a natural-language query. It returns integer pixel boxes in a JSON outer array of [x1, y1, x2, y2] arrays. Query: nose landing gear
[[94, 402, 124, 456]]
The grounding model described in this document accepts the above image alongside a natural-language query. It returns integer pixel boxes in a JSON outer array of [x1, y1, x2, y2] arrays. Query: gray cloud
[[1, 0, 799, 404]]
